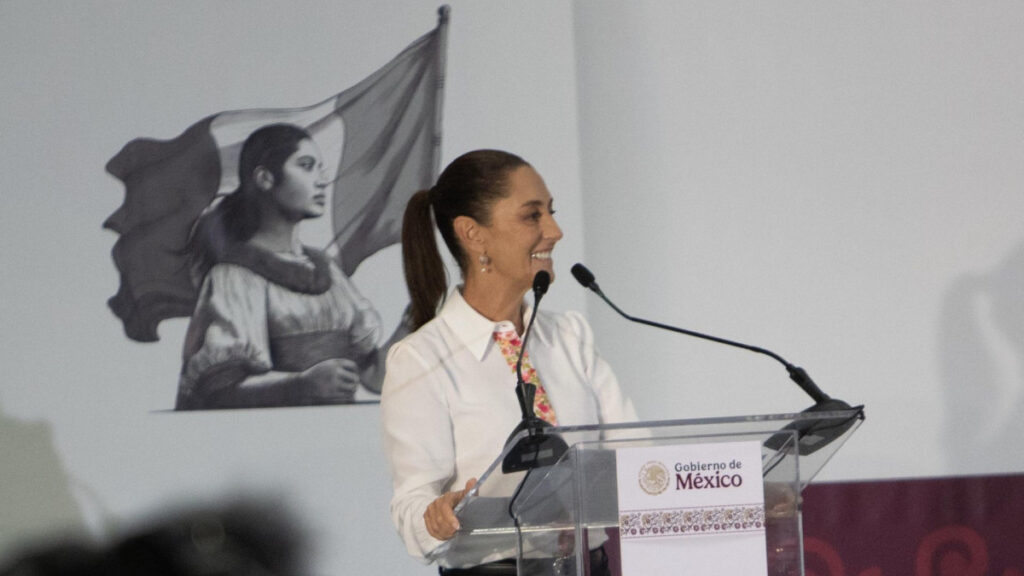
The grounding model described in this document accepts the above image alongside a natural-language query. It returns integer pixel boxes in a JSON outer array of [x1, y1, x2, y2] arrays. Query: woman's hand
[[424, 478, 477, 541], [764, 482, 799, 518], [300, 358, 361, 403]]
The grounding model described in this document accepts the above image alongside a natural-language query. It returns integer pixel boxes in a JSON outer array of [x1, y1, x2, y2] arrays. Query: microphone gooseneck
[[513, 271, 551, 416], [570, 263, 843, 408], [502, 270, 567, 473], [571, 263, 861, 455]]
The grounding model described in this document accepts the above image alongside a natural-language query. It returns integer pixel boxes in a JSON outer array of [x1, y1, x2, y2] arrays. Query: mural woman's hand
[[301, 358, 361, 403], [424, 478, 477, 541]]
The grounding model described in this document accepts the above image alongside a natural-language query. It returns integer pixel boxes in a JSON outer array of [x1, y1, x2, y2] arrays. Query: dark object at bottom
[[439, 545, 609, 576]]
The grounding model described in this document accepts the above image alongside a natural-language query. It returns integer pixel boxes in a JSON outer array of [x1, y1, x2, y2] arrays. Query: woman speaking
[[381, 150, 636, 575]]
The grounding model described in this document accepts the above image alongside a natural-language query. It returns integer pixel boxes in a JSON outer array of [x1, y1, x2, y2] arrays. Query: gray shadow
[[0, 399, 87, 560], [939, 240, 1024, 471]]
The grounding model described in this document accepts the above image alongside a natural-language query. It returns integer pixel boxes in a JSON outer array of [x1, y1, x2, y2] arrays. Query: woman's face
[[478, 165, 563, 292], [269, 138, 329, 221]]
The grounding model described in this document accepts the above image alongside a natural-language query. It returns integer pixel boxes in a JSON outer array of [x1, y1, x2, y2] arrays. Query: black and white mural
[[0, 4, 589, 572], [104, 14, 446, 410]]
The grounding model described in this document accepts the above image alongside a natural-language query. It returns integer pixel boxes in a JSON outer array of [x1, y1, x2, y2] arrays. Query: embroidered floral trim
[[619, 505, 765, 539]]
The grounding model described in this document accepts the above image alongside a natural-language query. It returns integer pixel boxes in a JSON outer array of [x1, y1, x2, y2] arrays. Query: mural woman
[[175, 124, 405, 410]]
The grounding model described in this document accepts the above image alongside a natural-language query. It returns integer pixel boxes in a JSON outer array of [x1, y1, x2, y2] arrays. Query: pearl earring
[[478, 252, 491, 273]]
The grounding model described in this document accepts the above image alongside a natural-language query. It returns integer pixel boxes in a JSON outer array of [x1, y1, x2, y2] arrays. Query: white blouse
[[380, 289, 637, 562]]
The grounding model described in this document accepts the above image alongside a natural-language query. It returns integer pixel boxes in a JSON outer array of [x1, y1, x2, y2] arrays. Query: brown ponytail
[[402, 189, 448, 329], [401, 150, 529, 329]]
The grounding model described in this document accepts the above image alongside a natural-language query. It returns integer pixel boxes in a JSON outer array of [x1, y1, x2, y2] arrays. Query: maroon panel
[[801, 474, 1024, 576]]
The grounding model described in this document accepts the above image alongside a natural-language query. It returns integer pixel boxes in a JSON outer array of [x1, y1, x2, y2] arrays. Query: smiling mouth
[[531, 251, 552, 260]]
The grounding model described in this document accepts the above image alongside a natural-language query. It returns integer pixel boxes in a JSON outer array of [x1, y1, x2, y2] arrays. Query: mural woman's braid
[[400, 150, 529, 330]]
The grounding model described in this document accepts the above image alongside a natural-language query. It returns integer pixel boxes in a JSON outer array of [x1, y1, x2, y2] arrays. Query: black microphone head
[[532, 270, 551, 296], [571, 263, 595, 289]]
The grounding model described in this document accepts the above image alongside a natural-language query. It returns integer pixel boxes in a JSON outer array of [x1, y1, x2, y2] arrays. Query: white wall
[[3, 0, 1023, 573], [0, 2, 584, 574], [574, 0, 1024, 481]]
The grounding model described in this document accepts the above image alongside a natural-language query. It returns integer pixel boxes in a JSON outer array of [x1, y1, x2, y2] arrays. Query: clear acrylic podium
[[427, 407, 864, 575]]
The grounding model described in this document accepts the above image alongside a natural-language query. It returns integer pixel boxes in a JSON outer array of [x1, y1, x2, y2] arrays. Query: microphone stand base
[[764, 399, 864, 455], [501, 418, 569, 473]]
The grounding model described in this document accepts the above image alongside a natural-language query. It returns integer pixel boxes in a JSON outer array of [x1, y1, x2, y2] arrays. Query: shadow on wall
[[0, 399, 87, 560], [939, 240, 1024, 473], [0, 399, 311, 575]]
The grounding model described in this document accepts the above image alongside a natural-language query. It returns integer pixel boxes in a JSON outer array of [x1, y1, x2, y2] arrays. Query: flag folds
[[104, 9, 447, 342]]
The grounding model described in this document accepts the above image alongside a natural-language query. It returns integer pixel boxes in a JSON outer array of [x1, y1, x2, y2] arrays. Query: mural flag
[[104, 8, 448, 342]]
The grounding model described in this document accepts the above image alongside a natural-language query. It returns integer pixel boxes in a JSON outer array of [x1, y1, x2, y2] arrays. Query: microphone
[[502, 271, 568, 473], [571, 263, 861, 454], [513, 271, 551, 417]]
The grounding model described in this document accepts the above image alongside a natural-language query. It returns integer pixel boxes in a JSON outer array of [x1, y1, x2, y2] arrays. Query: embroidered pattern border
[[619, 504, 765, 539]]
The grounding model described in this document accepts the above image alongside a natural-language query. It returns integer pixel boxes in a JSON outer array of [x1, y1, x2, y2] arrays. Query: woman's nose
[[316, 170, 331, 188], [545, 215, 564, 241]]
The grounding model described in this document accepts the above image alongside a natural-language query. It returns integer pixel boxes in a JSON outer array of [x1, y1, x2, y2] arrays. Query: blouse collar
[[440, 288, 551, 362]]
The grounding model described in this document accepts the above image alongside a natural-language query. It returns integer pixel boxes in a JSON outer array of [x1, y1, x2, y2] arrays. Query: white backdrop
[[2, 1, 1023, 574], [574, 0, 1024, 482]]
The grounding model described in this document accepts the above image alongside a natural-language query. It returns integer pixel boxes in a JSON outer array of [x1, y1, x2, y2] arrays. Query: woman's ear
[[253, 166, 275, 191], [453, 215, 486, 257]]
